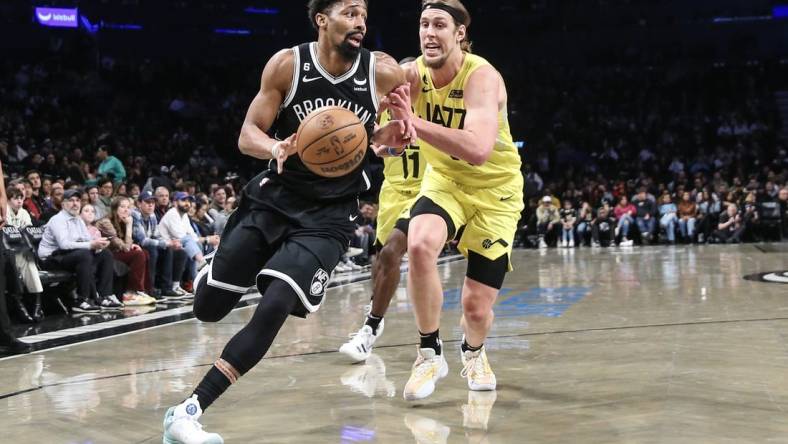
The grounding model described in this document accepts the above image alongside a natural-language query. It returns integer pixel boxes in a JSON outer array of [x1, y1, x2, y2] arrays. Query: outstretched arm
[[370, 51, 416, 149], [237, 48, 298, 173]]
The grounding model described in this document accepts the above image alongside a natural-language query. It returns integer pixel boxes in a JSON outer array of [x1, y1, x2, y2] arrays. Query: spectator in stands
[[537, 195, 560, 248], [613, 196, 636, 247], [132, 191, 187, 300], [95, 177, 114, 219], [23, 171, 45, 223], [37, 189, 118, 313], [559, 200, 576, 248], [86, 185, 104, 219], [80, 204, 102, 240], [95, 196, 156, 306], [714, 203, 745, 243], [742, 192, 760, 241], [633, 188, 657, 244], [0, 159, 32, 353], [154, 186, 171, 221], [208, 186, 229, 235], [40, 182, 64, 223], [779, 187, 788, 236], [576, 201, 593, 246], [95, 145, 126, 184], [677, 191, 698, 243], [157, 192, 212, 292], [4, 187, 44, 321], [658, 194, 678, 244], [592, 203, 616, 247], [189, 200, 220, 254]]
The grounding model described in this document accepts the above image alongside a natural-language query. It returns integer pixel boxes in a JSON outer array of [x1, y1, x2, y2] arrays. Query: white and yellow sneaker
[[460, 346, 496, 391], [403, 345, 448, 401], [462, 390, 498, 430]]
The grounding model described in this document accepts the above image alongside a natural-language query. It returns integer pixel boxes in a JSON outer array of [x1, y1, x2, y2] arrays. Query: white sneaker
[[403, 345, 448, 401], [460, 346, 496, 391], [592, 241, 601, 248], [340, 354, 396, 398], [404, 413, 451, 444], [334, 262, 352, 273], [346, 247, 364, 258], [538, 239, 548, 249], [339, 321, 384, 363], [123, 292, 154, 306], [173, 285, 194, 299], [99, 295, 123, 310], [163, 395, 223, 444], [568, 239, 575, 248], [620, 239, 634, 247]]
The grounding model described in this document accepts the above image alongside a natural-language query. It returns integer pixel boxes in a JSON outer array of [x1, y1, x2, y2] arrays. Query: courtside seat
[[20, 226, 76, 286]]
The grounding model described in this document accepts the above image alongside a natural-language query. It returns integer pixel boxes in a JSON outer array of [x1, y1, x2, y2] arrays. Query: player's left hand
[[384, 84, 414, 120], [373, 120, 416, 149], [273, 133, 298, 174]]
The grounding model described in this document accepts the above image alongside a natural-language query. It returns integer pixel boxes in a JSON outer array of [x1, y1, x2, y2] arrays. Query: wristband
[[386, 147, 403, 157]]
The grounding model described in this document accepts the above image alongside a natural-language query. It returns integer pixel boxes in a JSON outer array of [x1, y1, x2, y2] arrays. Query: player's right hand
[[273, 134, 298, 174]]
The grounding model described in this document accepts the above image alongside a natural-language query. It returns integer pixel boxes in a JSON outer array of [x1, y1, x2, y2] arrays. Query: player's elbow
[[238, 126, 253, 154], [467, 144, 494, 166]]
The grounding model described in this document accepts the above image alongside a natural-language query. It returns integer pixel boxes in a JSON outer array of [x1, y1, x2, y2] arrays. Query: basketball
[[296, 106, 368, 178]]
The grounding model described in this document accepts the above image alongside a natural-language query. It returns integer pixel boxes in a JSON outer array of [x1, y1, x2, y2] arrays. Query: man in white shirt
[[38, 189, 119, 312], [156, 192, 215, 283]]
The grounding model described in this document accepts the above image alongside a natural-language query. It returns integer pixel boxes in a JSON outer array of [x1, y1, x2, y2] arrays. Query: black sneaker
[[160, 288, 187, 300], [72, 300, 101, 313], [99, 295, 124, 310]]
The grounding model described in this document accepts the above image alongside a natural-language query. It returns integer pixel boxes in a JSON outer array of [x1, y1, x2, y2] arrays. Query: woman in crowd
[[95, 196, 156, 306], [677, 191, 698, 243]]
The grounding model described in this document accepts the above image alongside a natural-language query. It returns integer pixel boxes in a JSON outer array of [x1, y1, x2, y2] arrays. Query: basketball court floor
[[1, 244, 787, 443]]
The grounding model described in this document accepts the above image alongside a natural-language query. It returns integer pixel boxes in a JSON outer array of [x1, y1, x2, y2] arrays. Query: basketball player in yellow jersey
[[385, 0, 524, 401], [339, 96, 427, 362]]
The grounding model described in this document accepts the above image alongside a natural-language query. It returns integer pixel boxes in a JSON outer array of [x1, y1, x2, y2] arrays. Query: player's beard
[[338, 34, 362, 60]]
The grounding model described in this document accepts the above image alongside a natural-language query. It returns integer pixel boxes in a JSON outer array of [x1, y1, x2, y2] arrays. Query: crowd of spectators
[[516, 62, 788, 248], [1, 52, 788, 330]]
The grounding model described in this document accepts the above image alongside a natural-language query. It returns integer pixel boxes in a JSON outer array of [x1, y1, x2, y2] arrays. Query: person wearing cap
[[157, 191, 215, 295], [536, 195, 560, 248], [133, 191, 188, 299], [38, 189, 117, 313]]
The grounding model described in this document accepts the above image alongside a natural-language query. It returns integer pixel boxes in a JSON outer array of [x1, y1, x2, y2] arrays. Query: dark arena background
[[1, 1, 788, 443]]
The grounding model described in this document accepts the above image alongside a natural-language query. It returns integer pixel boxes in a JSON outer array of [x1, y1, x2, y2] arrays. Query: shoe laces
[[347, 326, 373, 343], [460, 352, 486, 378], [413, 355, 438, 378]]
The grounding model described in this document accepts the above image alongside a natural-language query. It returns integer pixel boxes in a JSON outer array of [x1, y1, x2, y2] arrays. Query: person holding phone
[[38, 189, 116, 313]]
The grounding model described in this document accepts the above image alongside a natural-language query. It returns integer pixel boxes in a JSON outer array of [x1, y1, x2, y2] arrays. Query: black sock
[[419, 329, 441, 355], [192, 366, 232, 411], [365, 314, 383, 335], [461, 339, 482, 353]]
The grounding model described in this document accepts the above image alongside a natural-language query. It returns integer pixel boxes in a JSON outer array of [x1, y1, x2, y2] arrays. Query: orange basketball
[[296, 106, 368, 178]]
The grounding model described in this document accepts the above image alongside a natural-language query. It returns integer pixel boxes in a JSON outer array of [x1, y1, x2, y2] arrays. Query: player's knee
[[378, 242, 405, 269], [193, 286, 236, 322], [462, 297, 493, 325], [407, 239, 439, 267]]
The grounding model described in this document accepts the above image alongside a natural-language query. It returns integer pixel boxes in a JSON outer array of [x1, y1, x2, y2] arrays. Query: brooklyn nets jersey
[[267, 42, 379, 201]]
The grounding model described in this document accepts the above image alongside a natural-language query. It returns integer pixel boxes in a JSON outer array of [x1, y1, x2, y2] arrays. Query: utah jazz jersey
[[267, 42, 379, 201], [414, 54, 520, 188], [379, 110, 425, 194]]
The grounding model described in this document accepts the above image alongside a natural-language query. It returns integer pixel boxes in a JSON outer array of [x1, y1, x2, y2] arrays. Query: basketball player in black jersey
[[162, 1, 413, 442]]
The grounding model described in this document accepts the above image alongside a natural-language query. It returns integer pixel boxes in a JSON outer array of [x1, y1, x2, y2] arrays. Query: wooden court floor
[[1, 244, 787, 443]]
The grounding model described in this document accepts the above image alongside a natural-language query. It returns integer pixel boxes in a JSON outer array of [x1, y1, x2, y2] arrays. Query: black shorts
[[207, 175, 353, 317]]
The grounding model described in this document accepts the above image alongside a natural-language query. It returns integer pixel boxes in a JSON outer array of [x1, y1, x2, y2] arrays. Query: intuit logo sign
[[35, 7, 79, 28]]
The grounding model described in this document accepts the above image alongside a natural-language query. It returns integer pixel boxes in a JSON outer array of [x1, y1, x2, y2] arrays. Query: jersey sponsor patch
[[449, 89, 464, 99]]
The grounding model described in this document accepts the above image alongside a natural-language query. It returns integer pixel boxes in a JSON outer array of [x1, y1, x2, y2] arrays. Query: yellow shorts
[[416, 169, 524, 270], [376, 181, 420, 246]]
